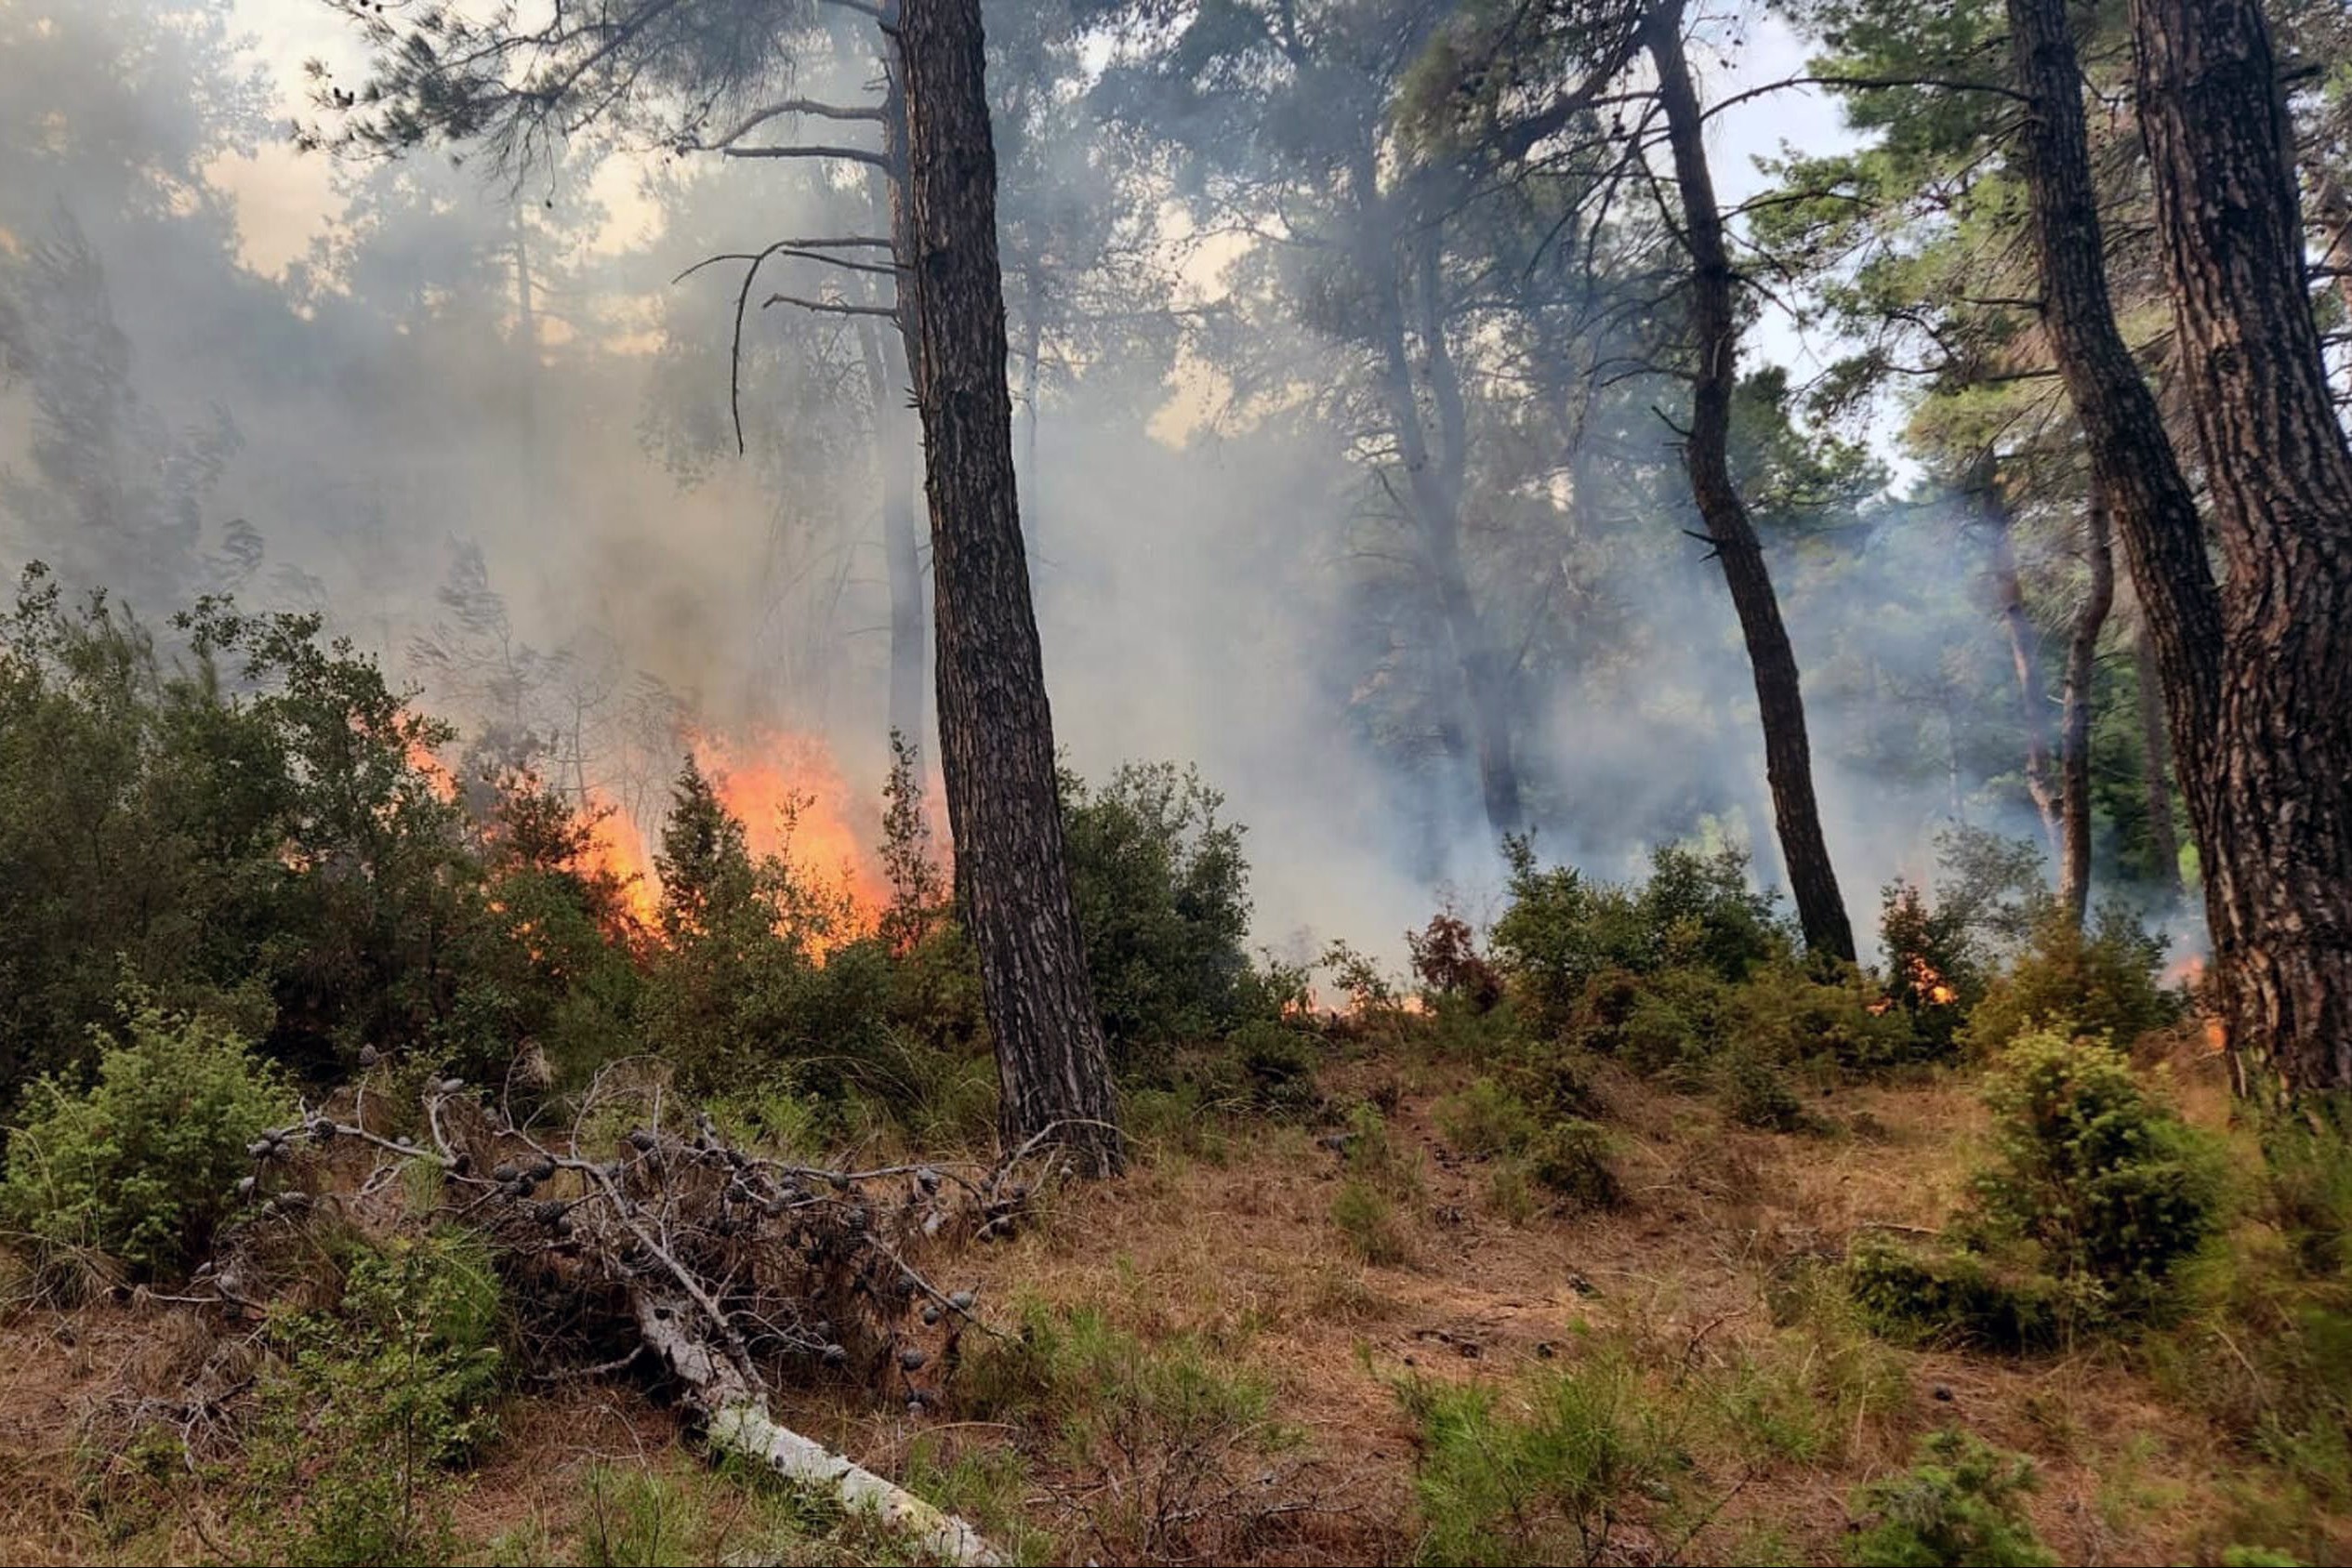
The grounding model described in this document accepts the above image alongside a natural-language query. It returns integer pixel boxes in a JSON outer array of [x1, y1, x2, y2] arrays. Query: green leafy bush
[[1436, 1077, 1542, 1158], [1, 1005, 292, 1284], [1397, 1352, 1680, 1565], [1062, 761, 1253, 1063], [1844, 1235, 2062, 1352], [1491, 838, 1790, 1038], [247, 1230, 505, 1566], [1719, 1050, 1808, 1132], [1970, 1031, 2221, 1311], [1844, 1430, 2055, 1567], [1333, 1177, 1411, 1265], [1960, 904, 2182, 1056], [1526, 1120, 1621, 1211]]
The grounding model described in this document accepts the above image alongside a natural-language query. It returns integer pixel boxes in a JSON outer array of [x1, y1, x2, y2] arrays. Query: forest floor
[[0, 1038, 2338, 1567]]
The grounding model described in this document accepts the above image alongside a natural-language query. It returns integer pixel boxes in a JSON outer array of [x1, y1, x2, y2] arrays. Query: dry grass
[[0, 1050, 2342, 1566]]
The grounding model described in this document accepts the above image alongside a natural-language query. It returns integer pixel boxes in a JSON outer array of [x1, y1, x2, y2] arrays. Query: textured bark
[[2004, 0, 2230, 956], [2132, 0, 2352, 1096], [895, 0, 1121, 1166], [2058, 489, 2115, 924], [2134, 622, 2183, 895], [1353, 159, 1525, 839], [864, 106, 928, 762], [856, 309, 927, 757], [1978, 462, 2063, 857], [1647, 0, 1855, 962]]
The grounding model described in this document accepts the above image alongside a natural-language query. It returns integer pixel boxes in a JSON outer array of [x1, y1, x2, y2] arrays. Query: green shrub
[[1491, 838, 1790, 1038], [1845, 1430, 2055, 1567], [0, 1005, 292, 1284], [1526, 1120, 1621, 1211], [1333, 1177, 1411, 1265], [1061, 761, 1253, 1064], [247, 1230, 505, 1565], [1961, 904, 2181, 1056], [1971, 1031, 2221, 1311], [1719, 1051, 1808, 1132], [1436, 1077, 1541, 1158], [1228, 1017, 1322, 1117], [1397, 1352, 1680, 1566], [1733, 957, 1923, 1071], [1844, 1235, 2062, 1352]]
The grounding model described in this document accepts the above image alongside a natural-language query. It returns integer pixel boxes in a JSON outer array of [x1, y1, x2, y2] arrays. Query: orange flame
[[1874, 953, 1957, 1014], [689, 729, 889, 917], [404, 733, 459, 801], [581, 789, 660, 929]]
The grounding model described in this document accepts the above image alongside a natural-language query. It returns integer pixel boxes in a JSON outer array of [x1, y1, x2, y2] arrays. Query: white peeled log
[[630, 1286, 1000, 1565]]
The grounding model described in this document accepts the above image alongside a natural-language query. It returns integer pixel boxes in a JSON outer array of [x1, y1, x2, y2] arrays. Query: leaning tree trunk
[[894, 0, 1122, 1168], [2131, 0, 2352, 1097], [2003, 0, 2229, 963], [2134, 621, 2183, 896], [2058, 487, 2115, 925], [1647, 0, 1855, 962], [1977, 460, 2063, 857]]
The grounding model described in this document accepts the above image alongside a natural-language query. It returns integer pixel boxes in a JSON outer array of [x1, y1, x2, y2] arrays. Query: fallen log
[[631, 1287, 1001, 1565]]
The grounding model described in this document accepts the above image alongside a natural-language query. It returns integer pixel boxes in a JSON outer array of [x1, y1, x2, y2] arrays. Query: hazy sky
[[206, 0, 1860, 374]]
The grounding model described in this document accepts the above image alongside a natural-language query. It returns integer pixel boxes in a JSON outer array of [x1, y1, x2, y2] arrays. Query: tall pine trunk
[[1352, 159, 1525, 840], [2131, 0, 2352, 1096], [2058, 489, 2115, 924], [1647, 0, 1855, 962], [866, 124, 928, 761], [1977, 459, 2063, 857], [2003, 0, 2228, 966], [894, 0, 1121, 1167], [2134, 622, 2183, 896]]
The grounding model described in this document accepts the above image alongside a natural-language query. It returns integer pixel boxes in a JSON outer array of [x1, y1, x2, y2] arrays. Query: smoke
[[0, 0, 2180, 975]]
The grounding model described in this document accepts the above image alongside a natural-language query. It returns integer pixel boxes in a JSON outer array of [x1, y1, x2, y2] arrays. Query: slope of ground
[[0, 1045, 2337, 1566]]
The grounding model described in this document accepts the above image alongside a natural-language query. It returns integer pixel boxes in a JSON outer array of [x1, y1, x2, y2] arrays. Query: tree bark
[[2003, 0, 2230, 955], [1977, 459, 2063, 857], [894, 0, 1122, 1167], [1351, 158, 1526, 840], [2131, 0, 2352, 1096], [863, 109, 929, 762], [2058, 487, 2115, 924], [2134, 620, 2183, 896], [1646, 0, 1856, 962]]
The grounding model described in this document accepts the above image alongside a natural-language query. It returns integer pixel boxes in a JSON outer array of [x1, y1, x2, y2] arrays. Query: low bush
[[1397, 1351, 1681, 1566], [0, 1004, 292, 1285], [1969, 1030, 2221, 1313], [1491, 837, 1790, 1037], [1960, 904, 2182, 1057], [1435, 1077, 1542, 1158], [1719, 1050, 1809, 1132], [1844, 1235, 2063, 1352], [1844, 1430, 2055, 1567], [1062, 762, 1253, 1066], [245, 1229, 505, 1565], [1526, 1120, 1621, 1211], [1333, 1177, 1411, 1265]]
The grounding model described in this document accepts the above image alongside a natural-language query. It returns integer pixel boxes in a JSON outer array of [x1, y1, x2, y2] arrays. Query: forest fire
[[556, 730, 891, 954], [1872, 953, 1958, 1014]]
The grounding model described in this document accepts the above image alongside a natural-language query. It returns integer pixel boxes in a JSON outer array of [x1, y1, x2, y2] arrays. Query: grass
[[3, 1041, 2346, 1567]]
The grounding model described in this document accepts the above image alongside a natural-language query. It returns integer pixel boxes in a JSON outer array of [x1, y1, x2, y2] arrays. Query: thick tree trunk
[[1019, 264, 1043, 554], [894, 0, 1121, 1167], [2131, 0, 2352, 1097], [856, 310, 927, 757], [1977, 461, 2063, 857], [1351, 160, 1525, 840], [2003, 0, 2231, 960], [1647, 0, 1855, 962], [865, 121, 928, 760], [2134, 621, 2183, 895], [2058, 488, 2115, 924]]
